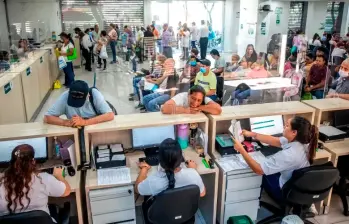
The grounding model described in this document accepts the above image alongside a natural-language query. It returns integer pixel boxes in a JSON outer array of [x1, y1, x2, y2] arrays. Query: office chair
[[143, 185, 200, 224], [216, 76, 224, 106], [258, 161, 339, 224], [0, 210, 54, 224]]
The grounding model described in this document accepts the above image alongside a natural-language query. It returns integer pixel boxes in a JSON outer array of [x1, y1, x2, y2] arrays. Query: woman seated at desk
[[16, 39, 29, 57], [232, 116, 318, 205], [0, 144, 71, 221], [241, 44, 258, 68]]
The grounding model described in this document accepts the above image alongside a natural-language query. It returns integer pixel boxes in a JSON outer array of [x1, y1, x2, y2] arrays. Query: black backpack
[[89, 87, 117, 115]]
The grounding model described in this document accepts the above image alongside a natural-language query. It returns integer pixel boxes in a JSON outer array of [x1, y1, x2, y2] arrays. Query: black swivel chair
[[258, 162, 339, 224], [143, 185, 200, 224], [0, 210, 54, 224]]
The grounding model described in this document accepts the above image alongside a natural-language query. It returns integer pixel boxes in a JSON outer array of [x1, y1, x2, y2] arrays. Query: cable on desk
[[124, 148, 136, 154]]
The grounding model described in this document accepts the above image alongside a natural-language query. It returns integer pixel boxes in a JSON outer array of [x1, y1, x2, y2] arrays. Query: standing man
[[124, 25, 134, 62], [199, 20, 209, 59], [108, 23, 118, 64], [136, 26, 144, 63], [161, 23, 173, 59], [190, 22, 199, 49], [92, 24, 100, 42]]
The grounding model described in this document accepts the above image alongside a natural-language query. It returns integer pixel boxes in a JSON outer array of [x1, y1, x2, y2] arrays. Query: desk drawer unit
[[226, 173, 262, 191], [89, 185, 136, 224], [225, 188, 261, 203]]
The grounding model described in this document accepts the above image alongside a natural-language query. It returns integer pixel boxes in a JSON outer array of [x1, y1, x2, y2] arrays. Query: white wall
[[0, 0, 9, 50], [7, 0, 61, 41], [223, 0, 240, 53], [255, 1, 290, 53], [341, 3, 349, 37], [305, 1, 328, 39]]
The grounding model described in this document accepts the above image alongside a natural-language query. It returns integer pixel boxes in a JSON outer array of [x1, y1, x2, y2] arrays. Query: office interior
[[2, 0, 349, 224]]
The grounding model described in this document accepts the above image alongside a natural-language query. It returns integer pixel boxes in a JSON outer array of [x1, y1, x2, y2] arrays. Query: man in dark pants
[[199, 20, 209, 59]]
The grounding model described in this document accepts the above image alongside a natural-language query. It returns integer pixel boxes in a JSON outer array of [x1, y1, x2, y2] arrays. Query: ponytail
[[165, 170, 175, 189], [308, 125, 318, 164], [290, 116, 319, 164]]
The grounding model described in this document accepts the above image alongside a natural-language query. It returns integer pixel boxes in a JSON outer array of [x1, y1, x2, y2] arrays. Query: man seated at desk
[[135, 139, 206, 211], [194, 59, 217, 100], [161, 85, 222, 115], [44, 80, 114, 127], [327, 58, 349, 100], [0, 144, 71, 221]]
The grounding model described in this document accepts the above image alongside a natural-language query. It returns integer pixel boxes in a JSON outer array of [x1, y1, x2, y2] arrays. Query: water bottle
[[54, 137, 61, 158], [177, 124, 189, 149]]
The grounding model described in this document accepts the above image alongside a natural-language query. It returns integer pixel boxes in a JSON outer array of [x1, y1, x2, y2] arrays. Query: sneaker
[[129, 93, 135, 97], [110, 61, 116, 64], [97, 65, 102, 69], [135, 104, 144, 109], [128, 96, 134, 101]]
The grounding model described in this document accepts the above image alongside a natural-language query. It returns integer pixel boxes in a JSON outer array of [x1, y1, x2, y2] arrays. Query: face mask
[[321, 36, 327, 41], [190, 61, 197, 66], [339, 69, 349, 78], [200, 67, 206, 73]]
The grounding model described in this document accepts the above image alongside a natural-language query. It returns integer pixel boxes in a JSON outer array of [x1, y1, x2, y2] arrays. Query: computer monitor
[[0, 137, 48, 166], [250, 115, 284, 136], [334, 110, 349, 129], [132, 125, 175, 149]]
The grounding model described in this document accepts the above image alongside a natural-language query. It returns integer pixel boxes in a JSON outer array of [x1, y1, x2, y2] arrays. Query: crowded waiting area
[[2, 0, 349, 224]]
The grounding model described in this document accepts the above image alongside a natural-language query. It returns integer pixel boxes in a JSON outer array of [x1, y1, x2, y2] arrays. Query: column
[[238, 0, 259, 57], [305, 1, 328, 38], [144, 0, 152, 26], [340, 3, 349, 37], [223, 0, 240, 53]]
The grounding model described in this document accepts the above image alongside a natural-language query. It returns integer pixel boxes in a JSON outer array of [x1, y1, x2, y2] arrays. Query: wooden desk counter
[[323, 139, 349, 166], [208, 101, 315, 122], [85, 112, 208, 133]]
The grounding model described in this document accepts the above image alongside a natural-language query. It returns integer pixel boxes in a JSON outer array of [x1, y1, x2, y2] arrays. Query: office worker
[[0, 144, 71, 220], [44, 80, 114, 127], [232, 116, 318, 204], [161, 85, 222, 115], [135, 138, 206, 197]]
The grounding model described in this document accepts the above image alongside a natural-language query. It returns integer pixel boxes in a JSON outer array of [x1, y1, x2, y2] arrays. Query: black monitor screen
[[334, 110, 349, 129]]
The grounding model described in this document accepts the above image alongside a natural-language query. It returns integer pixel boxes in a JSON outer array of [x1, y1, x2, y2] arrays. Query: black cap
[[200, 59, 211, 67], [68, 81, 89, 108], [58, 32, 69, 39]]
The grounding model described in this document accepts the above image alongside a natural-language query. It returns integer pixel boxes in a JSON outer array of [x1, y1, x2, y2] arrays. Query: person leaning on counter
[[232, 116, 318, 205], [44, 80, 114, 127], [161, 85, 222, 115], [327, 58, 349, 100], [0, 144, 71, 222]]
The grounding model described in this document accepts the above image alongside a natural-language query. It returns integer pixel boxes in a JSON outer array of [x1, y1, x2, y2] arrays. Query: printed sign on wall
[[4, 82, 13, 94]]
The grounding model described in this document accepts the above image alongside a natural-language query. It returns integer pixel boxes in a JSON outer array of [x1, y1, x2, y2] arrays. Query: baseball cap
[[67, 80, 89, 108], [200, 59, 211, 67]]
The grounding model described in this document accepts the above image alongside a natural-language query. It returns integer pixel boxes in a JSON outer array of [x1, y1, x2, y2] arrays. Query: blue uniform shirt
[[261, 137, 310, 188], [45, 89, 112, 119]]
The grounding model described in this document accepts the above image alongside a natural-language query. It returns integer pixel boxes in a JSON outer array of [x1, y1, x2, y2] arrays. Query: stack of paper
[[97, 167, 131, 186], [216, 151, 266, 172], [236, 151, 266, 167], [110, 144, 123, 153]]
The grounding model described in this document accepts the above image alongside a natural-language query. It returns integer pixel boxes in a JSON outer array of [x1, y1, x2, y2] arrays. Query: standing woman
[[59, 32, 76, 87], [180, 24, 190, 60], [0, 144, 71, 220], [108, 23, 118, 64], [241, 44, 258, 68], [233, 116, 318, 203], [97, 30, 108, 70]]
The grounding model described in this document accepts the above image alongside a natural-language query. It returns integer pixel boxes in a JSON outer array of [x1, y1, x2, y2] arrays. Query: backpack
[[89, 87, 117, 115]]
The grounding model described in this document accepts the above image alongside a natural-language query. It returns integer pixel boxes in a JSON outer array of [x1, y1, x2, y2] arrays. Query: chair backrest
[[282, 161, 339, 206], [0, 210, 54, 224], [147, 185, 200, 224]]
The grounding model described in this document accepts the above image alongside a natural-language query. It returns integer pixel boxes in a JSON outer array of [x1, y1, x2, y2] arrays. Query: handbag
[[58, 56, 67, 70], [99, 45, 108, 59], [67, 48, 77, 61], [301, 92, 313, 100]]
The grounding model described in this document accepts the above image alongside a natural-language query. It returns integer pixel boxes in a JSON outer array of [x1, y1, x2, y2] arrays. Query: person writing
[[232, 116, 318, 204], [161, 85, 222, 115], [0, 144, 71, 220], [327, 58, 349, 100], [194, 59, 217, 100], [305, 55, 330, 99], [135, 138, 206, 197], [44, 80, 114, 127]]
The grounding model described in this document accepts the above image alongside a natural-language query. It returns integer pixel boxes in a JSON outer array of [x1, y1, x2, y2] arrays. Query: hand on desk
[[72, 115, 87, 127], [185, 160, 197, 169]]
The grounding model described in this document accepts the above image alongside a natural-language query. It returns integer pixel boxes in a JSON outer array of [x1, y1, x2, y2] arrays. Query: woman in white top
[[309, 33, 322, 47], [136, 138, 205, 196], [59, 32, 76, 87], [233, 116, 318, 203], [180, 24, 191, 60], [0, 144, 71, 220]]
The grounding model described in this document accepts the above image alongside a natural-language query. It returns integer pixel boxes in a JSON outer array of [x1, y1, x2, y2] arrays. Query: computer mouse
[[67, 166, 76, 177]]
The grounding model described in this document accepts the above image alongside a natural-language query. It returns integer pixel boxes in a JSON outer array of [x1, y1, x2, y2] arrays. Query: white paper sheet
[[110, 144, 123, 153], [111, 154, 126, 161], [97, 167, 131, 186]]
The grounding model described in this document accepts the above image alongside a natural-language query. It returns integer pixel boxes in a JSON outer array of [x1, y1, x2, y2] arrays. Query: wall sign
[[275, 7, 283, 14], [4, 82, 13, 94], [26, 67, 31, 76], [40, 56, 43, 63], [261, 22, 266, 35], [276, 14, 280, 25]]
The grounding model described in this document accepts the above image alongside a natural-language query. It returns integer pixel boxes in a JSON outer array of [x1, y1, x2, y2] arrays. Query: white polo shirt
[[261, 137, 310, 188]]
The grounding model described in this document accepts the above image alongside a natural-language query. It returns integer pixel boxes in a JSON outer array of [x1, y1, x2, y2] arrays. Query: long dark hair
[[290, 116, 318, 164], [159, 139, 183, 189], [312, 33, 320, 43], [245, 44, 257, 62], [0, 144, 38, 213]]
